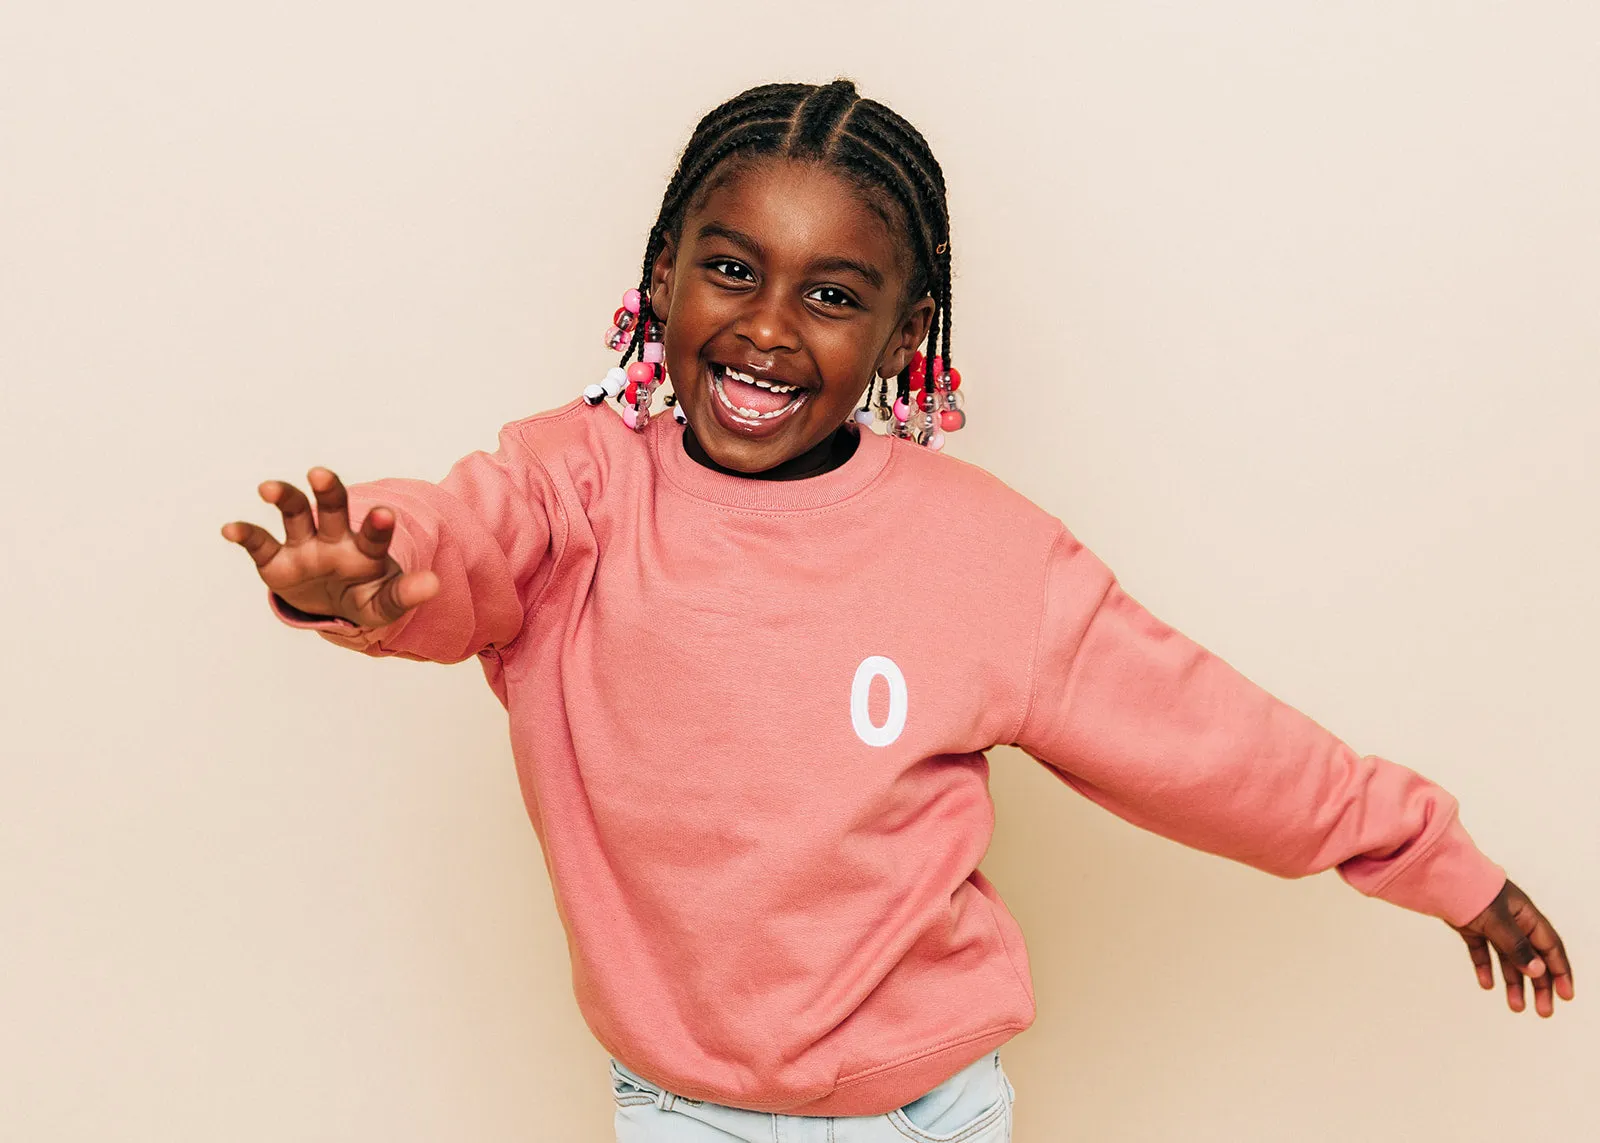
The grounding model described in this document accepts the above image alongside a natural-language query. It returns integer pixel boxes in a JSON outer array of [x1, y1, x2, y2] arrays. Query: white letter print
[[851, 655, 908, 747]]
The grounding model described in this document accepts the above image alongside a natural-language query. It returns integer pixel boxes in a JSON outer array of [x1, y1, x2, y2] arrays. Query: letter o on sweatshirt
[[851, 655, 908, 747]]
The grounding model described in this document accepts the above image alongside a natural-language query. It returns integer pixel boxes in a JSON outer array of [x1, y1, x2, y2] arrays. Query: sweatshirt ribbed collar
[[649, 413, 893, 512]]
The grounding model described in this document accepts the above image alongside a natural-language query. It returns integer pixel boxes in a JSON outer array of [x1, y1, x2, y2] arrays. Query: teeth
[[724, 367, 799, 394], [711, 367, 810, 422]]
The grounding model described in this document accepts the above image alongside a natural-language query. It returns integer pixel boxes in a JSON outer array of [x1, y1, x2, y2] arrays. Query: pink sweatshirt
[[271, 397, 1506, 1115]]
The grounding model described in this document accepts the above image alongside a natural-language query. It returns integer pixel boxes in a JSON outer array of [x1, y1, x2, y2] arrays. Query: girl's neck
[[682, 421, 859, 482]]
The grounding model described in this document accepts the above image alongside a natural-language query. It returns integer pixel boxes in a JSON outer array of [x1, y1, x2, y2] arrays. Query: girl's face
[[650, 158, 935, 473]]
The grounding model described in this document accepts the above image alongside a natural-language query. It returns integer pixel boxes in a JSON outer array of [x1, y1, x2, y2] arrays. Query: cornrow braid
[[615, 78, 963, 447]]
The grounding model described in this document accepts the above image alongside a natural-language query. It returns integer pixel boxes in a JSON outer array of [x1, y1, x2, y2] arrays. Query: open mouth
[[709, 363, 812, 425]]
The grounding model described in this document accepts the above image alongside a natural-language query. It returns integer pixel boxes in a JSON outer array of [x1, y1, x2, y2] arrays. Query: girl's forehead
[[683, 158, 907, 277]]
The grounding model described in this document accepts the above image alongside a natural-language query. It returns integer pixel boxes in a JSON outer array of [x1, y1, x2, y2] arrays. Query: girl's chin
[[697, 426, 802, 471], [686, 404, 818, 471]]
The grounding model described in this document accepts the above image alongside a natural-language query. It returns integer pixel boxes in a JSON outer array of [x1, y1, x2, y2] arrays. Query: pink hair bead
[[621, 406, 639, 429], [643, 341, 664, 363], [925, 429, 946, 451], [892, 398, 909, 421], [626, 361, 655, 385], [605, 325, 628, 352], [622, 289, 641, 314]]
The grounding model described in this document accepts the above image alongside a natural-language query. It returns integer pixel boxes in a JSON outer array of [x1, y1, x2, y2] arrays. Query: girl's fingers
[[309, 468, 349, 542], [1461, 932, 1495, 990], [1494, 946, 1526, 1013], [1519, 905, 1575, 1003], [221, 521, 282, 568], [261, 480, 316, 544], [353, 505, 396, 561], [1485, 890, 1547, 980], [1530, 966, 1556, 1018]]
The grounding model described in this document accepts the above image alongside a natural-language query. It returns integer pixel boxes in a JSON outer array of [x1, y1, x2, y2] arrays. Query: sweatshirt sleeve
[[1013, 525, 1506, 928], [266, 421, 556, 664]]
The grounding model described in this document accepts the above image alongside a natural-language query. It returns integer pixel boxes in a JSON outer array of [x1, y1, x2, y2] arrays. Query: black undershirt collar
[[681, 421, 860, 482]]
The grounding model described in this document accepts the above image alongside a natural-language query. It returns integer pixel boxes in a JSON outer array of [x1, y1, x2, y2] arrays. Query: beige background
[[3, 2, 1596, 1140]]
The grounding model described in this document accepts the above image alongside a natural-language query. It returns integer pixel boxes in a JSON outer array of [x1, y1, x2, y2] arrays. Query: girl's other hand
[[1452, 878, 1575, 1017], [221, 467, 439, 628]]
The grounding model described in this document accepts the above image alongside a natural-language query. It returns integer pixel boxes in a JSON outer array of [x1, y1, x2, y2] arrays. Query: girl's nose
[[734, 289, 801, 355]]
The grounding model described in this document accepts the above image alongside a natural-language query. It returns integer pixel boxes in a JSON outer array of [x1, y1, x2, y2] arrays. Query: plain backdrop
[[3, 2, 1596, 1140]]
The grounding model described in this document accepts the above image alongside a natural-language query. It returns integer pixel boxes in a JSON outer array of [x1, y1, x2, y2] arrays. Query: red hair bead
[[626, 361, 655, 385]]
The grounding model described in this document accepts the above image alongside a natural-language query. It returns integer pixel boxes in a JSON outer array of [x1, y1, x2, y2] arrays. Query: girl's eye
[[709, 258, 754, 281], [807, 286, 857, 309]]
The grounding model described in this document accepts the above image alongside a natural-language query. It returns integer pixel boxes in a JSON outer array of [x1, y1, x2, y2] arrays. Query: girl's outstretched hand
[[221, 468, 439, 628], [1452, 878, 1575, 1017]]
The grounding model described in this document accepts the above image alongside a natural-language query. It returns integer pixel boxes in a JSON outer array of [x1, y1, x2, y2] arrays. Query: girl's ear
[[649, 234, 677, 322], [876, 295, 936, 379]]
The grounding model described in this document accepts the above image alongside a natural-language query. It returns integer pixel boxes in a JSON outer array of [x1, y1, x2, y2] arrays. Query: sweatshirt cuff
[[266, 589, 409, 652], [268, 590, 362, 631], [1370, 814, 1506, 927]]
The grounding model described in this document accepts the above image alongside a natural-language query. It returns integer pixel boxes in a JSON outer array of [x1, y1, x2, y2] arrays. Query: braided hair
[[620, 79, 954, 423]]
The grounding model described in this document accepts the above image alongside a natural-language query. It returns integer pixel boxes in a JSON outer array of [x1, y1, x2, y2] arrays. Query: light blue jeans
[[611, 1050, 1015, 1142]]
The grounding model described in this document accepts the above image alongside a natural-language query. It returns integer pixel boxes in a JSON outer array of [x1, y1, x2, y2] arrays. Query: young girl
[[221, 80, 1574, 1142]]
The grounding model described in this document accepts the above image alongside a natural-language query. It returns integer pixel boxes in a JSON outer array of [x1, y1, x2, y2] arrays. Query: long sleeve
[[1013, 525, 1505, 927], [268, 421, 556, 664]]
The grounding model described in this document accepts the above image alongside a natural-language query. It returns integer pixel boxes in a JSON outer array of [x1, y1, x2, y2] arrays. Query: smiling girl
[[221, 80, 1574, 1142]]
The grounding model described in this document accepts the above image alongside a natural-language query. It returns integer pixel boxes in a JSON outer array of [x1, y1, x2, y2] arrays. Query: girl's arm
[[227, 421, 554, 665], [1014, 523, 1503, 926], [1012, 525, 1573, 1014]]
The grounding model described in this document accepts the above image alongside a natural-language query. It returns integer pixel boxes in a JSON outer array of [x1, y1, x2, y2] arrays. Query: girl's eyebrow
[[695, 222, 885, 291]]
